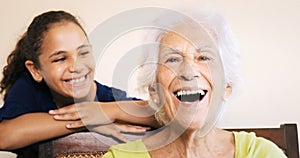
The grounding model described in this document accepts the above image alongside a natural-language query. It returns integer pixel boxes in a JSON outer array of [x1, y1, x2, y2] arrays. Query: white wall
[[1, 0, 299, 151]]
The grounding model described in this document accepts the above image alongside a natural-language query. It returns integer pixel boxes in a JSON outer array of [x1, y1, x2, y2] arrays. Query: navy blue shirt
[[0, 72, 137, 157], [0, 72, 136, 122]]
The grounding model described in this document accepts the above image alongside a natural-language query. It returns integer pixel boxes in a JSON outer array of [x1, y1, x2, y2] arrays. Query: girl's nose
[[68, 57, 83, 73]]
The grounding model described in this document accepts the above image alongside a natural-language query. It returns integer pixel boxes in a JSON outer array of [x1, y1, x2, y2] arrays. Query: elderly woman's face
[[156, 27, 220, 129]]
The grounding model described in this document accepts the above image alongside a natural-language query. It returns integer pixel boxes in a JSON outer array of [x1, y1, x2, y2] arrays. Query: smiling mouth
[[174, 89, 208, 102], [64, 75, 87, 85]]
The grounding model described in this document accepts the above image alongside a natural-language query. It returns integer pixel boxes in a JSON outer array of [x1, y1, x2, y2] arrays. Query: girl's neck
[[51, 82, 97, 108]]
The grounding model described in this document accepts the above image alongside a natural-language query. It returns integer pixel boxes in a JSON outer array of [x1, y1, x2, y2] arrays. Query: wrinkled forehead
[[159, 23, 218, 52], [157, 22, 225, 85]]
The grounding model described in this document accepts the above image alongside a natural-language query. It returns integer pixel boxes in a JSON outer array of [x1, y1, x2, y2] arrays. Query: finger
[[90, 124, 127, 142], [115, 124, 151, 133], [49, 104, 79, 115], [66, 121, 85, 129], [53, 112, 80, 121], [111, 131, 128, 142]]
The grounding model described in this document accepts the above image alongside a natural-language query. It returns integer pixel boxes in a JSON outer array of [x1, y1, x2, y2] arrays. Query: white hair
[[137, 9, 243, 103], [134, 8, 244, 137]]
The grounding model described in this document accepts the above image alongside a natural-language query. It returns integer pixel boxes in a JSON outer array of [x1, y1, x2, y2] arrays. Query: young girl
[[0, 10, 155, 157]]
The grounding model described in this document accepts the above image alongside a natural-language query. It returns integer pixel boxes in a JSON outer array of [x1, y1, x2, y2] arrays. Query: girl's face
[[36, 22, 95, 99], [156, 27, 222, 129]]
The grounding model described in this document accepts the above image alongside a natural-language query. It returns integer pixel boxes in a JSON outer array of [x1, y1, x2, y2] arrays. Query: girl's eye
[[79, 51, 90, 57], [52, 57, 66, 63]]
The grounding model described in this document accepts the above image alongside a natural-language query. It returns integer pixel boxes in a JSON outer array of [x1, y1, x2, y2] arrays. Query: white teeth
[[176, 90, 206, 96], [200, 90, 205, 95], [68, 76, 85, 84]]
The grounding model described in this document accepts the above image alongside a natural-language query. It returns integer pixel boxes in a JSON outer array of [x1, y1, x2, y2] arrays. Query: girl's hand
[[49, 102, 151, 142], [87, 123, 150, 142], [49, 102, 113, 126]]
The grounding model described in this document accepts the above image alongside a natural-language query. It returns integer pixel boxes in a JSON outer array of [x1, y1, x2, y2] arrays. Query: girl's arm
[[50, 100, 159, 129], [0, 113, 83, 150], [0, 101, 154, 150], [0, 112, 149, 150]]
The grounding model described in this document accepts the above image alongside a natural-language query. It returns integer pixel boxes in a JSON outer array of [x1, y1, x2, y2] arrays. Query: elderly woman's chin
[[167, 98, 210, 132], [178, 95, 210, 127], [179, 106, 209, 131]]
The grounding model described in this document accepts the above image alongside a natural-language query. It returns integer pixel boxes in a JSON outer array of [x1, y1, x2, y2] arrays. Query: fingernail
[[66, 124, 71, 128], [49, 110, 54, 114], [54, 115, 60, 119], [144, 127, 151, 131]]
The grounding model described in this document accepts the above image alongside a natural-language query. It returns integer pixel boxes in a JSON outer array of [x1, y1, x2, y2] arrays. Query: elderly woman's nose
[[178, 61, 200, 81]]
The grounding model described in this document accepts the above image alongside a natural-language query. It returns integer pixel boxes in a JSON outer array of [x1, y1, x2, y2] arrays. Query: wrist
[[98, 102, 116, 123]]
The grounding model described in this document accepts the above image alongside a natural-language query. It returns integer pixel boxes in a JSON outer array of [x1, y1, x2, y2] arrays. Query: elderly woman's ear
[[148, 84, 160, 105], [148, 82, 166, 108], [223, 84, 232, 101]]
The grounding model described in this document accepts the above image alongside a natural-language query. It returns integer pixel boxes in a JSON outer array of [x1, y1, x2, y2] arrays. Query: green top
[[102, 131, 287, 158], [234, 131, 287, 158]]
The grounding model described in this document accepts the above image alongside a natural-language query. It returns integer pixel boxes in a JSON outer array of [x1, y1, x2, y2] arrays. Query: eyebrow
[[48, 44, 91, 59], [48, 51, 66, 59], [164, 46, 210, 53], [168, 47, 181, 52], [77, 44, 91, 50]]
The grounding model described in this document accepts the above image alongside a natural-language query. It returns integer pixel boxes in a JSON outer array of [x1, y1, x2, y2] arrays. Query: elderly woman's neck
[[184, 128, 235, 157], [178, 128, 204, 157], [175, 128, 234, 157], [146, 127, 234, 158], [145, 126, 203, 157]]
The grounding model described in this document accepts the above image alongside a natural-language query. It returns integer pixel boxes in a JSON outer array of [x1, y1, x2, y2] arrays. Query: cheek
[[197, 64, 213, 83], [157, 66, 176, 89], [88, 60, 96, 71], [81, 56, 96, 74], [164, 101, 178, 119], [205, 66, 213, 80], [41, 65, 64, 82]]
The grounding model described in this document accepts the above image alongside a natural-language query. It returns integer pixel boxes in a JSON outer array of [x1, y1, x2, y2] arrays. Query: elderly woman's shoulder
[[233, 131, 287, 157]]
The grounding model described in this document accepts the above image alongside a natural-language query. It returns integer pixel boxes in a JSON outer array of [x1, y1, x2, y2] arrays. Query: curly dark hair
[[0, 10, 87, 100]]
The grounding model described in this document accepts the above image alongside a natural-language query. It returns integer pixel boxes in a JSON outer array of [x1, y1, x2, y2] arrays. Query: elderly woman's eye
[[166, 57, 180, 63], [198, 56, 211, 61]]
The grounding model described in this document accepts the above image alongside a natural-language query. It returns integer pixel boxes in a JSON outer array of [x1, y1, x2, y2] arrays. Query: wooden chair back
[[39, 124, 299, 158], [226, 124, 299, 158]]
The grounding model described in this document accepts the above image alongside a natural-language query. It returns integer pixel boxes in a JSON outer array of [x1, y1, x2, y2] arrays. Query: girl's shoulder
[[8, 72, 42, 95], [94, 81, 139, 102], [0, 72, 55, 121]]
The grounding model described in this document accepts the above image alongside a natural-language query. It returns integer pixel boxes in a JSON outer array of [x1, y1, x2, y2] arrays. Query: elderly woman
[[102, 10, 286, 158]]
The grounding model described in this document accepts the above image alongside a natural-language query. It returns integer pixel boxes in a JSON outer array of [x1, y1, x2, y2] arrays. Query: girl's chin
[[67, 89, 91, 100]]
